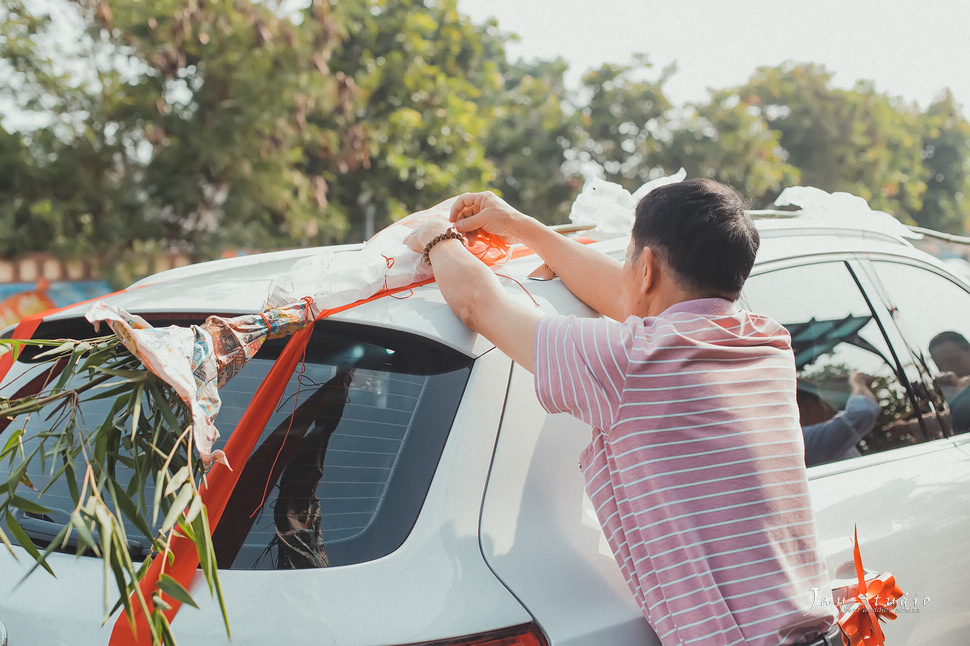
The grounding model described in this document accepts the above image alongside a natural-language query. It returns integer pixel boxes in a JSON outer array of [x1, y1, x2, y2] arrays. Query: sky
[[456, 0, 970, 113]]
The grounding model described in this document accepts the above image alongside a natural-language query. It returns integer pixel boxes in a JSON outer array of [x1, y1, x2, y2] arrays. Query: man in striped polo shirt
[[405, 179, 841, 646]]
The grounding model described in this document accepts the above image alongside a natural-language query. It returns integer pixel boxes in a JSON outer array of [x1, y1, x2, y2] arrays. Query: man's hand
[[447, 189, 627, 320], [449, 191, 526, 243], [403, 220, 451, 255], [848, 372, 877, 402]]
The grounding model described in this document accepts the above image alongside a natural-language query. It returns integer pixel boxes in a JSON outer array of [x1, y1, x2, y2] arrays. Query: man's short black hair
[[930, 330, 970, 352], [631, 178, 758, 295]]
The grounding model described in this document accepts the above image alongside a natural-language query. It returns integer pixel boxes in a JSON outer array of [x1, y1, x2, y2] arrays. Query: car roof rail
[[553, 210, 969, 250], [744, 206, 921, 245], [907, 226, 970, 246]]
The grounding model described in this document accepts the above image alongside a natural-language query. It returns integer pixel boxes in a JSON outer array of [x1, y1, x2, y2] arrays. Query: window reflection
[[871, 261, 970, 435], [743, 262, 921, 466]]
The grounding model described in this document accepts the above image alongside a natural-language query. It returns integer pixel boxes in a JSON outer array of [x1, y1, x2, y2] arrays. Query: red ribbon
[[3, 233, 526, 643], [836, 526, 904, 646], [108, 279, 436, 644]]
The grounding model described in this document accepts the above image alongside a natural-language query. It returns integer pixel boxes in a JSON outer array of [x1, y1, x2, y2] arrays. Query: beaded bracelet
[[422, 228, 466, 265]]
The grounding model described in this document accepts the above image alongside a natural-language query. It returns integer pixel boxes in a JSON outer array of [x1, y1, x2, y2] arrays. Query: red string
[[111, 324, 317, 645], [251, 344, 310, 518], [494, 272, 540, 308]]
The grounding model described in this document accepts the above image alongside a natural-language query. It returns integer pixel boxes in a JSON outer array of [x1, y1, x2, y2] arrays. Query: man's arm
[[802, 373, 880, 466], [449, 192, 627, 321], [406, 224, 543, 372]]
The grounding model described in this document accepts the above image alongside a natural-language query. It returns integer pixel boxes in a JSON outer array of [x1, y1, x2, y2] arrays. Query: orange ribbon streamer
[[108, 278, 436, 645], [836, 526, 904, 646]]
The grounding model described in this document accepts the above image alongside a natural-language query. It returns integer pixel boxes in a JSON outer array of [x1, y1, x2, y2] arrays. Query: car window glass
[[743, 262, 922, 467], [2, 320, 473, 570], [870, 261, 970, 435]]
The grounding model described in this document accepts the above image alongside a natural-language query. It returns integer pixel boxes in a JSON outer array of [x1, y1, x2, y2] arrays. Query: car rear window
[[1, 318, 473, 570]]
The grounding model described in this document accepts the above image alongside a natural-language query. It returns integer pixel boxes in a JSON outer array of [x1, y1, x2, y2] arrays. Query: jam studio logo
[[807, 588, 930, 615]]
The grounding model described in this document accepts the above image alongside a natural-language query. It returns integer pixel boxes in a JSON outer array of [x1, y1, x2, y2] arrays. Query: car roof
[[37, 216, 959, 356]]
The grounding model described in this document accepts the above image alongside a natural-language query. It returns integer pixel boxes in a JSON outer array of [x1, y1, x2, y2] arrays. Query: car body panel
[[807, 438, 970, 645], [0, 351, 531, 646], [480, 365, 656, 645]]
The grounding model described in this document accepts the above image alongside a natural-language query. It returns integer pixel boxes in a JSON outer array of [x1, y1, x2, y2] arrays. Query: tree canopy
[[1, 0, 969, 285]]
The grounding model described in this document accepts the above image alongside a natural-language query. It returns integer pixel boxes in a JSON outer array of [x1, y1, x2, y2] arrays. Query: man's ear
[[639, 247, 660, 295]]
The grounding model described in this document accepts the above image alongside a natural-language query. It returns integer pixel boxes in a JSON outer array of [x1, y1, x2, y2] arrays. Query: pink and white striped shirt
[[533, 298, 836, 646]]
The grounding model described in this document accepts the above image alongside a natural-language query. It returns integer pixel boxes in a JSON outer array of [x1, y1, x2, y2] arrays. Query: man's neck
[[641, 289, 734, 318]]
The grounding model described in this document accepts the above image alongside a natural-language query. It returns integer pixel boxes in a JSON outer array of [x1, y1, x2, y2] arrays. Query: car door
[[742, 257, 970, 646]]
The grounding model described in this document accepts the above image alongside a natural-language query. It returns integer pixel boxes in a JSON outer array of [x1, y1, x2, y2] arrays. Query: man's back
[[534, 298, 836, 645]]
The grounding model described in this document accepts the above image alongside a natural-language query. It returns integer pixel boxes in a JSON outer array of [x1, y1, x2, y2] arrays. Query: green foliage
[[2, 1, 970, 274], [0, 0, 364, 277], [665, 89, 802, 207], [575, 55, 674, 190], [484, 57, 583, 224], [737, 63, 930, 220], [914, 91, 970, 232], [324, 0, 503, 239], [0, 336, 221, 646]]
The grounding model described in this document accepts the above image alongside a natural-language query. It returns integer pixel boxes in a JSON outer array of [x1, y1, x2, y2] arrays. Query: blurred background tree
[[1, 0, 969, 286], [913, 91, 970, 232], [573, 56, 673, 191], [736, 63, 929, 222], [323, 0, 502, 239], [664, 88, 801, 208], [484, 57, 582, 224]]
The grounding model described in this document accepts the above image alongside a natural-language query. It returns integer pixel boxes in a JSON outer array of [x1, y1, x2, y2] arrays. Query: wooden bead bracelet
[[422, 228, 466, 265]]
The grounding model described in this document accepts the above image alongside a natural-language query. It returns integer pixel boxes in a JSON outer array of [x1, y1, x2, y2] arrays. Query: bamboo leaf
[[23, 522, 72, 580], [152, 470, 166, 526], [0, 524, 17, 557], [64, 460, 80, 502], [156, 573, 200, 609], [130, 384, 143, 439], [69, 510, 100, 556], [33, 341, 76, 360], [1, 428, 24, 460], [8, 495, 52, 517], [199, 509, 230, 639], [183, 492, 203, 525], [83, 383, 141, 401], [147, 380, 183, 433], [109, 482, 155, 546], [164, 466, 189, 497], [5, 510, 54, 576], [160, 484, 193, 535], [38, 459, 73, 497], [151, 593, 172, 612], [52, 349, 82, 393]]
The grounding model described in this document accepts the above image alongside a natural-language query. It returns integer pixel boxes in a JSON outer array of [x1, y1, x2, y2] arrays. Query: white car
[[1, 210, 969, 645]]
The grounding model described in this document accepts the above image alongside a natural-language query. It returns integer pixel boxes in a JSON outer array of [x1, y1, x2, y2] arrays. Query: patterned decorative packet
[[85, 300, 313, 467]]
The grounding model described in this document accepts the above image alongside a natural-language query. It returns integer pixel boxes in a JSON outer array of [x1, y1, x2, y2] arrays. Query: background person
[[404, 180, 841, 646], [798, 373, 881, 467], [929, 330, 970, 432]]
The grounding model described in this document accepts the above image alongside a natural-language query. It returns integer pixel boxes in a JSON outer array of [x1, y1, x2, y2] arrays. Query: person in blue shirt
[[797, 372, 881, 467]]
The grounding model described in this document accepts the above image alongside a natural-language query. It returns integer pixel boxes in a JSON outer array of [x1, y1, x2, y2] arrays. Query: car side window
[[743, 261, 923, 467], [869, 261, 970, 435]]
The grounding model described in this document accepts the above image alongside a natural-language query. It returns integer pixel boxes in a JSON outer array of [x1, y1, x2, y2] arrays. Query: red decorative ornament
[[835, 526, 904, 646]]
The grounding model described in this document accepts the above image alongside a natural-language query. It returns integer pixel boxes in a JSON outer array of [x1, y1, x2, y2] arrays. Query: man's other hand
[[449, 191, 524, 243], [404, 220, 451, 255]]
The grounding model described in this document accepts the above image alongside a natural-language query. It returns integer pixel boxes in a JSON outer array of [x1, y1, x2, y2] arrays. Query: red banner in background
[[0, 280, 56, 331]]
